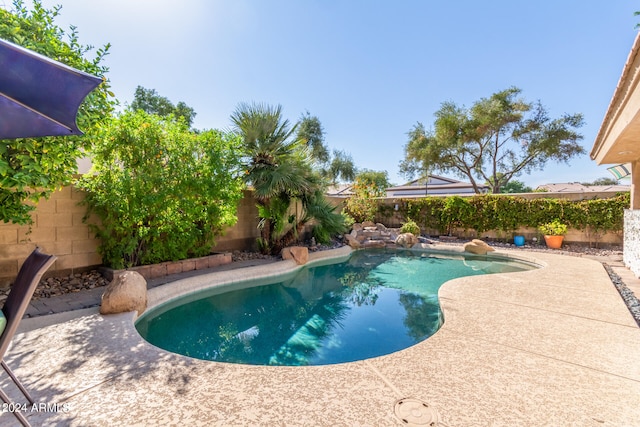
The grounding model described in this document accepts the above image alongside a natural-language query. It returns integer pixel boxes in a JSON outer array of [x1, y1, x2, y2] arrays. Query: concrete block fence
[[0, 187, 630, 287], [0, 187, 261, 288]]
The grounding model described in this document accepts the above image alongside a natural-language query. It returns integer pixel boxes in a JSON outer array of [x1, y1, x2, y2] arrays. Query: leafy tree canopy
[[400, 87, 585, 194], [130, 86, 196, 128], [355, 169, 391, 194], [327, 149, 357, 184], [581, 177, 619, 186], [296, 112, 356, 184], [297, 111, 329, 164], [499, 179, 533, 194], [0, 0, 116, 224]]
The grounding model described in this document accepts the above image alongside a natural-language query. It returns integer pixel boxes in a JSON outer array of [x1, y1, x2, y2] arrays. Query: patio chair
[[0, 248, 56, 427]]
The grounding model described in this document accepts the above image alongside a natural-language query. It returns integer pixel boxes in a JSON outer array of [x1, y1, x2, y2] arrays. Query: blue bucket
[[514, 235, 525, 247]]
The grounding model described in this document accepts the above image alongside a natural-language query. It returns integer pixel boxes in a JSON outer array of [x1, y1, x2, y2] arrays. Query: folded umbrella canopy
[[607, 163, 631, 180], [0, 38, 102, 140]]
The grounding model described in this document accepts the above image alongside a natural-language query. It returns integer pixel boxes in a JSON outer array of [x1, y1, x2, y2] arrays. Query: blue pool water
[[136, 249, 535, 366]]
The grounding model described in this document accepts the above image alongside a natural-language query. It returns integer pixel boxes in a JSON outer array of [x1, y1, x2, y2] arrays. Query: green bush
[[399, 193, 628, 238], [78, 111, 244, 268], [400, 219, 420, 235], [343, 180, 383, 223], [538, 219, 568, 236]]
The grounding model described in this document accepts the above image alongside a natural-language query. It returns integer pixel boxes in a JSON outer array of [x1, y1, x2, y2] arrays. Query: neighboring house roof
[[386, 175, 488, 197], [326, 184, 354, 197], [536, 183, 630, 193]]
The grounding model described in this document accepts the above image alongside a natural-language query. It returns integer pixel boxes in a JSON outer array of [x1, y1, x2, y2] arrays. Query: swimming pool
[[136, 249, 536, 366]]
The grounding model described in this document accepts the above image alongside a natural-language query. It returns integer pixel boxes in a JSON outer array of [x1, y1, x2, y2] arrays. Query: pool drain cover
[[394, 398, 441, 426]]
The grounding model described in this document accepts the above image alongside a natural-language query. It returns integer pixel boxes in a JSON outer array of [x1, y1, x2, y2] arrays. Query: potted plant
[[538, 219, 567, 249]]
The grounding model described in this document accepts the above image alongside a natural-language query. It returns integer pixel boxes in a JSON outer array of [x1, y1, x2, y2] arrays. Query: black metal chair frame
[[0, 248, 56, 427]]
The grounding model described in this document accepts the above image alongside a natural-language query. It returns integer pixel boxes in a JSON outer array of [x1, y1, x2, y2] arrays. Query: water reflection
[[137, 249, 531, 365]]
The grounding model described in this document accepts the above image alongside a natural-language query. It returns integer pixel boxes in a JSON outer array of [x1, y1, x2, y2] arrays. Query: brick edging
[[99, 252, 232, 281]]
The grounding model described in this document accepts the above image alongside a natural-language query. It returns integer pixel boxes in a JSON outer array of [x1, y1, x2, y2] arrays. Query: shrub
[[398, 193, 628, 239], [538, 219, 568, 236], [400, 219, 420, 235], [78, 111, 244, 268], [343, 182, 380, 223], [341, 212, 356, 231]]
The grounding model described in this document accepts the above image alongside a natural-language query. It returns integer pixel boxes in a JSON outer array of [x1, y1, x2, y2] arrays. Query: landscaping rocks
[[463, 239, 496, 255], [100, 271, 147, 316], [349, 222, 400, 248], [395, 233, 418, 248], [282, 246, 309, 265]]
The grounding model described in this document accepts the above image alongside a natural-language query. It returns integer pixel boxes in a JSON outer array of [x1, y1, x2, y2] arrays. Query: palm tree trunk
[[272, 220, 307, 254]]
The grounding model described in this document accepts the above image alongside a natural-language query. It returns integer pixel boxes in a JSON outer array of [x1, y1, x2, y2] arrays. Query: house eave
[[591, 32, 640, 165]]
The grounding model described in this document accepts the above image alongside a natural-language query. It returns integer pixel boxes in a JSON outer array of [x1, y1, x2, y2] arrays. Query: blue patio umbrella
[[0, 38, 102, 140]]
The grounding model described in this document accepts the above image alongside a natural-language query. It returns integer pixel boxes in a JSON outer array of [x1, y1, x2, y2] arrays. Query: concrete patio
[[1, 245, 639, 426]]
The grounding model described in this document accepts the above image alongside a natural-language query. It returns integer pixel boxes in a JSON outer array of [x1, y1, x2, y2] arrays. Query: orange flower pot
[[543, 235, 564, 249]]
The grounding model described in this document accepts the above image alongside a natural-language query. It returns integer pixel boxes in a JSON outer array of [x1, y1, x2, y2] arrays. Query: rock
[[471, 239, 494, 250], [395, 233, 418, 248], [362, 221, 376, 228], [100, 271, 147, 316], [345, 234, 362, 249], [376, 223, 387, 231], [281, 246, 309, 265], [363, 240, 386, 249], [463, 239, 496, 255], [351, 223, 363, 232]]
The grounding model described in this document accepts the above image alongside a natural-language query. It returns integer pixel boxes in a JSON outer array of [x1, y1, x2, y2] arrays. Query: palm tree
[[231, 102, 345, 254]]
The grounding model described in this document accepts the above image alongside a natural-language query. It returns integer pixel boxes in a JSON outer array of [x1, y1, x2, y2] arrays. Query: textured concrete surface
[[2, 245, 639, 426]]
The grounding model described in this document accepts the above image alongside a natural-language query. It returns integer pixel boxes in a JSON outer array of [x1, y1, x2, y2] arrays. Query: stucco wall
[[624, 209, 640, 277]]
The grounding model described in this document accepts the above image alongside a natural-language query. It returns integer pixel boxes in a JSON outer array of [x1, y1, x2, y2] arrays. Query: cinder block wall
[[212, 190, 260, 252], [0, 187, 261, 287], [0, 188, 628, 286], [0, 186, 101, 287]]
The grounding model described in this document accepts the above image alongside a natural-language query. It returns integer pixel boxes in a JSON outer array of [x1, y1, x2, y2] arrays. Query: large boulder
[[100, 271, 147, 316], [281, 246, 309, 265], [395, 233, 418, 248], [463, 239, 496, 255]]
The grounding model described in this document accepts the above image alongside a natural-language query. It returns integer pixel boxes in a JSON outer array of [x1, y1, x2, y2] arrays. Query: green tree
[[78, 110, 243, 268], [400, 87, 585, 194], [581, 177, 619, 186], [486, 173, 532, 193], [0, 0, 116, 224], [354, 170, 390, 193], [297, 111, 329, 164], [231, 102, 345, 254], [130, 86, 196, 128], [327, 150, 357, 184], [296, 113, 356, 184], [499, 180, 532, 193], [343, 171, 388, 223]]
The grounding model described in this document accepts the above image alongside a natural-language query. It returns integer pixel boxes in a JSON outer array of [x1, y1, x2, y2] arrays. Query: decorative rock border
[[345, 221, 400, 249], [99, 252, 232, 281]]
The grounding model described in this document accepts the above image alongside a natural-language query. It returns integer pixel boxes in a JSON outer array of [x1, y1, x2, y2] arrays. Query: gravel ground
[[1, 239, 638, 326]]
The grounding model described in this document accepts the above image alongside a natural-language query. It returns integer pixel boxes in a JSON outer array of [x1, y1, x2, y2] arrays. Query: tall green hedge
[[400, 194, 629, 236], [79, 111, 244, 269]]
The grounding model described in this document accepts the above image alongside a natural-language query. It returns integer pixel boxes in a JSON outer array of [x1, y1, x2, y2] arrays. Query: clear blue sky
[[35, 0, 639, 187]]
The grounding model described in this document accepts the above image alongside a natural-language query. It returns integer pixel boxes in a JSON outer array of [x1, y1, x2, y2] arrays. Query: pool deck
[[2, 245, 640, 426]]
